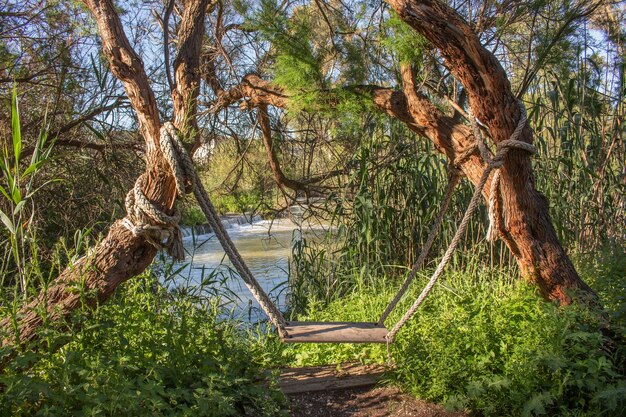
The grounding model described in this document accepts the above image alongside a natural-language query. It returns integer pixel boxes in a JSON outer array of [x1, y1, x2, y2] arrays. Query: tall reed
[[0, 87, 55, 299], [289, 68, 625, 312]]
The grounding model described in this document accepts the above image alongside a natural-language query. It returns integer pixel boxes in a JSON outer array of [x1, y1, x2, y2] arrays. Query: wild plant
[[0, 87, 55, 297]]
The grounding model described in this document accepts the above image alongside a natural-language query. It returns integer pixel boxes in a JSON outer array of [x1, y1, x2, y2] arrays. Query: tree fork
[[1, 0, 209, 349]]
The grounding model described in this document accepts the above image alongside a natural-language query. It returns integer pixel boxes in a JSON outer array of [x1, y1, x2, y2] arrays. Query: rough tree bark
[[1, 0, 210, 348], [386, 0, 595, 303]]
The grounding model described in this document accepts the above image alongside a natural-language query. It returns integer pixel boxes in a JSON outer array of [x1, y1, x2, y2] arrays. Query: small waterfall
[[180, 213, 263, 239], [166, 216, 327, 323]]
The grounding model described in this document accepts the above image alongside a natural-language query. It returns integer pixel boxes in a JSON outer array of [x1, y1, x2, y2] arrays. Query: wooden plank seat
[[282, 322, 388, 343]]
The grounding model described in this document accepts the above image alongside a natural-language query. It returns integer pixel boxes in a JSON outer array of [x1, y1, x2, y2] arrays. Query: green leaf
[[13, 200, 26, 215], [11, 186, 21, 205], [522, 392, 554, 417], [22, 161, 44, 177], [6, 170, 16, 197], [0, 210, 15, 234], [11, 85, 21, 164], [0, 184, 10, 201]]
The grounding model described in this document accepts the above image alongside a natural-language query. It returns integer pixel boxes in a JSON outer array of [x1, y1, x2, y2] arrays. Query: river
[[166, 216, 326, 322]]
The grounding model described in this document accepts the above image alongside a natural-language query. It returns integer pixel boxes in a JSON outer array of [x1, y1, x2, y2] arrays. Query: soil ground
[[288, 386, 467, 417]]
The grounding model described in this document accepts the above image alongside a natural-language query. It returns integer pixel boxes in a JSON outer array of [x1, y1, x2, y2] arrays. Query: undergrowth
[[0, 273, 287, 417], [279, 249, 626, 417]]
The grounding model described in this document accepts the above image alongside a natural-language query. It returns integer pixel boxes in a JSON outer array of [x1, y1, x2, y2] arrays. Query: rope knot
[[121, 122, 197, 261], [469, 101, 538, 242]]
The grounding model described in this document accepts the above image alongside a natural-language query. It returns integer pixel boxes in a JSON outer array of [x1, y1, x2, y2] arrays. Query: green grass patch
[[283, 259, 626, 416]]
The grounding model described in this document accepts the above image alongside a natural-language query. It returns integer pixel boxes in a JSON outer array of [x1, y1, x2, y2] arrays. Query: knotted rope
[[384, 101, 536, 361], [122, 171, 185, 261], [469, 103, 535, 241], [124, 122, 288, 337]]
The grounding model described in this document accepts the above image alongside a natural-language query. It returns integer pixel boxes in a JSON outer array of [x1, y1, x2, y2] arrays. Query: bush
[[180, 203, 206, 226], [0, 273, 287, 417], [285, 261, 626, 417], [212, 192, 262, 215]]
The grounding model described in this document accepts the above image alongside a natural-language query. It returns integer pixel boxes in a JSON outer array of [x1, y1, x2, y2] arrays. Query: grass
[[2, 249, 623, 416], [279, 249, 626, 416]]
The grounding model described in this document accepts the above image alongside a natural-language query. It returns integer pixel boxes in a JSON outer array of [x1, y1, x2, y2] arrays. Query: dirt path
[[288, 386, 467, 417]]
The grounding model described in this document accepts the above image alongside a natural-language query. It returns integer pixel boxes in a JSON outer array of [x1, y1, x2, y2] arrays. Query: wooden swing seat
[[282, 322, 388, 343]]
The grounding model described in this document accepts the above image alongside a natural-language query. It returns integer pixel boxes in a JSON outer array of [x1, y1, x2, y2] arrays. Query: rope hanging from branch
[[123, 123, 288, 337], [383, 101, 536, 360]]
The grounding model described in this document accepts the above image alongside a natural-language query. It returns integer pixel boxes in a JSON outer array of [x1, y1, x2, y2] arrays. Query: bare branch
[[163, 0, 176, 93]]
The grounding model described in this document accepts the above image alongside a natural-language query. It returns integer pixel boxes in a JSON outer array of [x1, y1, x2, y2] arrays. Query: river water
[[168, 217, 326, 322]]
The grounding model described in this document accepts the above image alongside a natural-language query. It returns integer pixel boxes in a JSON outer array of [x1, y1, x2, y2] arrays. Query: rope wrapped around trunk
[[469, 103, 534, 241], [123, 123, 288, 337], [122, 174, 185, 261]]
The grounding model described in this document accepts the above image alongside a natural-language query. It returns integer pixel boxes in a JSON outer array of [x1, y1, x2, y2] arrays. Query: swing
[[137, 103, 534, 346]]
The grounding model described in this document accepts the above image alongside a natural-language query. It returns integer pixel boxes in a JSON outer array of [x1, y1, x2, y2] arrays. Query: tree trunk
[[1, 0, 209, 348], [386, 0, 596, 304]]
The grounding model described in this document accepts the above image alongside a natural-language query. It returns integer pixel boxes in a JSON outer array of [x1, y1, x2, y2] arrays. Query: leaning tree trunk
[[1, 0, 210, 348], [386, 0, 596, 304]]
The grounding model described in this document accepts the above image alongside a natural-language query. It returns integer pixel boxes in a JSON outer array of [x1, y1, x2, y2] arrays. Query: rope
[[385, 101, 536, 359], [385, 163, 492, 342], [122, 173, 185, 260], [378, 120, 485, 327], [453, 143, 478, 168], [470, 102, 532, 241], [160, 123, 288, 337], [378, 168, 461, 326], [486, 169, 501, 241], [124, 122, 288, 337]]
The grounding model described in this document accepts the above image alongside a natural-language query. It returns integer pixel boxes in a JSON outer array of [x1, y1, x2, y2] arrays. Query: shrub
[[0, 273, 287, 417], [285, 262, 626, 417]]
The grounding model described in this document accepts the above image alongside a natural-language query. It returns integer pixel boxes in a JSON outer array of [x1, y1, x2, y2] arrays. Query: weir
[[169, 216, 327, 323], [180, 213, 264, 239]]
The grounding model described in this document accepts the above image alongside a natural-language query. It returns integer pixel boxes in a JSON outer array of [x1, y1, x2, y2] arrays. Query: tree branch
[[49, 98, 127, 138], [258, 104, 308, 193], [173, 0, 212, 140]]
